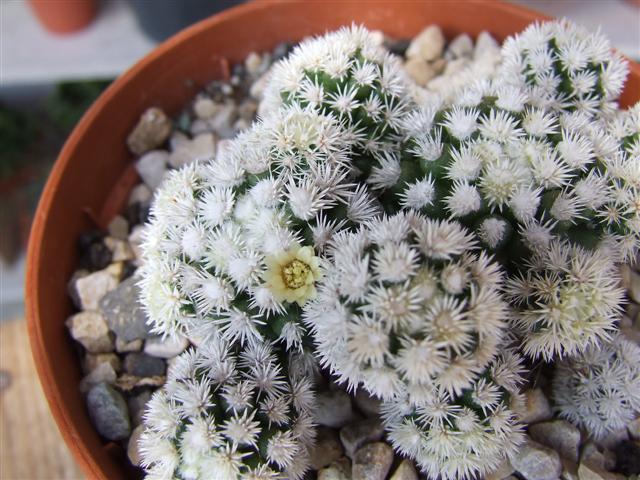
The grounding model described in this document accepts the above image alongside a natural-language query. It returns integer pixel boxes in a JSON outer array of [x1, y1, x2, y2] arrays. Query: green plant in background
[[0, 103, 37, 179], [46, 79, 111, 133]]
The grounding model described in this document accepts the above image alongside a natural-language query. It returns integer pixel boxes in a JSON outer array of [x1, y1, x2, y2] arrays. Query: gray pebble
[[315, 389, 358, 428], [127, 424, 144, 467], [124, 352, 166, 377], [529, 419, 581, 463], [127, 108, 172, 155], [352, 442, 394, 480], [310, 427, 344, 470], [86, 382, 131, 441], [99, 276, 152, 342], [135, 150, 168, 191], [511, 438, 562, 480], [340, 418, 384, 458], [127, 390, 153, 427], [390, 459, 418, 480], [144, 335, 189, 358], [80, 363, 117, 393], [107, 215, 129, 241]]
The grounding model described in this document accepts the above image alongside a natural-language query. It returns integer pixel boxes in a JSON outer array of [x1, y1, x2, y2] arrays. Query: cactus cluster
[[381, 350, 526, 480], [552, 334, 640, 440], [139, 339, 315, 479], [304, 212, 509, 400], [137, 21, 639, 480]]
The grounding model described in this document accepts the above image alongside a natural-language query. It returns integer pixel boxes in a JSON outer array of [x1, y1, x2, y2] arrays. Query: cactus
[[264, 24, 413, 181], [380, 349, 526, 480], [552, 333, 640, 440], [139, 339, 316, 479], [303, 211, 509, 400], [138, 106, 382, 352], [504, 240, 625, 360], [500, 19, 629, 118]]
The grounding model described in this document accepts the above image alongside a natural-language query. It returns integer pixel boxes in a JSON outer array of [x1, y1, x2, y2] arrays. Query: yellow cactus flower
[[263, 245, 322, 305]]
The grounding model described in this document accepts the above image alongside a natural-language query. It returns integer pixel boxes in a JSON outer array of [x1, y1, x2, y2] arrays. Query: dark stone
[[273, 41, 294, 61], [127, 390, 153, 427], [78, 232, 112, 271], [99, 276, 152, 342], [614, 440, 640, 475], [86, 383, 131, 441], [124, 353, 166, 377], [384, 38, 411, 57]]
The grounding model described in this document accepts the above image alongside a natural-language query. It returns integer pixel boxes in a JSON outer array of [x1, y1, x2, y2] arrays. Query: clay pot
[[25, 1, 640, 479], [29, 0, 97, 34]]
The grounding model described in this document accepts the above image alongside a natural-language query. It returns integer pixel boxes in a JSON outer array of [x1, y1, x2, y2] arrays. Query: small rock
[[486, 459, 515, 480], [352, 442, 394, 480], [104, 237, 135, 263], [74, 265, 121, 311], [190, 119, 210, 136], [127, 424, 144, 467], [272, 41, 293, 61], [249, 70, 272, 100], [511, 439, 562, 480], [406, 25, 445, 62], [628, 418, 640, 440], [520, 388, 553, 424], [390, 459, 418, 480], [340, 418, 384, 458], [124, 352, 166, 377], [578, 462, 623, 480], [79, 363, 117, 393], [474, 31, 500, 61], [446, 33, 474, 59], [597, 426, 629, 450], [67, 269, 89, 309], [208, 104, 237, 138], [629, 270, 640, 304], [245, 52, 262, 76], [581, 442, 616, 471], [316, 390, 357, 428], [99, 276, 152, 342], [318, 457, 351, 480], [83, 353, 121, 374], [116, 374, 165, 392], [444, 57, 468, 76], [128, 390, 152, 427], [404, 57, 439, 86], [66, 311, 114, 353], [127, 107, 172, 155], [384, 37, 411, 57], [194, 97, 219, 119], [238, 99, 258, 122], [128, 183, 152, 206], [135, 150, 168, 191], [144, 335, 189, 358], [86, 382, 131, 441], [116, 337, 143, 353], [168, 133, 215, 168], [128, 225, 145, 262], [354, 389, 381, 417], [310, 427, 344, 470], [613, 440, 640, 476], [107, 215, 129, 241], [530, 419, 581, 463]]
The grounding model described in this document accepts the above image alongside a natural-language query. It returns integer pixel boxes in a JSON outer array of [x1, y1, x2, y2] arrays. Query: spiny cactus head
[[139, 340, 315, 480], [304, 211, 509, 400], [264, 24, 413, 175], [138, 106, 383, 351], [501, 19, 629, 117], [505, 240, 625, 361], [380, 349, 526, 480], [552, 333, 640, 440]]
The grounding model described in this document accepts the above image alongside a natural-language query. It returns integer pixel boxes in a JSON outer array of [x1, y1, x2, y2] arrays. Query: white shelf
[[0, 0, 157, 86], [0, 0, 638, 87]]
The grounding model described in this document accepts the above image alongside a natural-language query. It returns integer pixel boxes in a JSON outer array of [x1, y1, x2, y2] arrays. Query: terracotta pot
[[29, 0, 97, 34], [26, 1, 640, 479]]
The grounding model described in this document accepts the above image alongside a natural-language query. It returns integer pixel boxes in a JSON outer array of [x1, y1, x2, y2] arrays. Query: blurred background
[[0, 0, 638, 478]]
